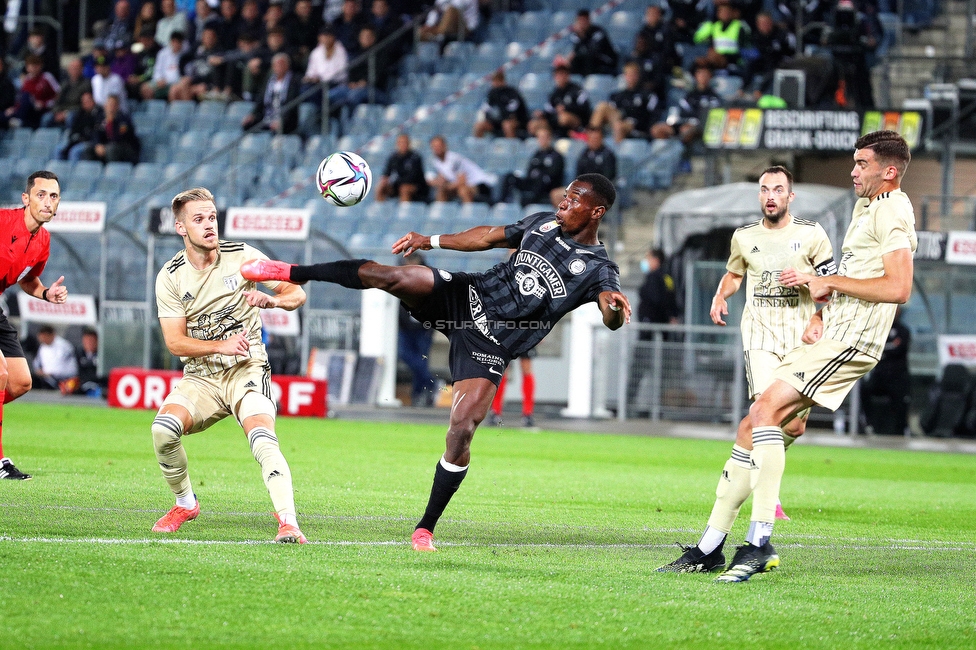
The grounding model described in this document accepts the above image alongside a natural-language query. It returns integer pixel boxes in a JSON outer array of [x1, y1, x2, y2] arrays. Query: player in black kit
[[241, 174, 632, 552]]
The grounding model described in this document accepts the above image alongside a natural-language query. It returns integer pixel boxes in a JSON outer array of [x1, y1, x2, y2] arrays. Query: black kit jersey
[[471, 212, 621, 357]]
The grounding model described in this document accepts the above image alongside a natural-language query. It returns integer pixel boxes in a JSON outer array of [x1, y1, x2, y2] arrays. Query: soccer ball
[[316, 151, 372, 207]]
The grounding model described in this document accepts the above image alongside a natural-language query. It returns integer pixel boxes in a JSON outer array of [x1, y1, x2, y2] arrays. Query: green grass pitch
[[2, 403, 975, 648]]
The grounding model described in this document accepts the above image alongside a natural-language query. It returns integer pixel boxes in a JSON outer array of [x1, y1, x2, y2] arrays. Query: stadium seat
[[514, 12, 546, 43], [523, 203, 552, 217], [73, 160, 104, 181], [490, 202, 521, 225], [268, 134, 303, 169], [518, 72, 548, 93], [132, 162, 164, 183], [63, 175, 94, 195], [44, 159, 73, 180], [426, 201, 456, 223], [711, 74, 744, 102], [93, 176, 127, 196], [196, 100, 227, 117], [103, 161, 134, 181], [457, 203, 489, 223], [226, 101, 255, 122], [551, 11, 576, 31], [136, 98, 167, 116], [30, 128, 64, 160], [583, 74, 619, 100]]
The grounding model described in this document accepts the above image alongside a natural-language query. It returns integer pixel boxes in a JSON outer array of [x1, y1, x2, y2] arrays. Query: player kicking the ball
[[151, 188, 309, 543], [242, 173, 631, 551]]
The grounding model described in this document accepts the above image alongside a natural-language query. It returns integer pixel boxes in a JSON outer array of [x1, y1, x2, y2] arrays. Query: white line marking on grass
[[2, 536, 973, 552]]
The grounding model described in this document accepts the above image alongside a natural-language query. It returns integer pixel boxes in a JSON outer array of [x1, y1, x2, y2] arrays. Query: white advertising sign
[[45, 201, 107, 233], [945, 231, 976, 265], [260, 307, 300, 336], [937, 335, 976, 368], [17, 293, 97, 324], [224, 207, 310, 241]]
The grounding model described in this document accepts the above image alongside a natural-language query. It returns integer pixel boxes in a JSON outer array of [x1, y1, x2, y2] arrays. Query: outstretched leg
[[413, 377, 496, 551], [242, 259, 436, 309]]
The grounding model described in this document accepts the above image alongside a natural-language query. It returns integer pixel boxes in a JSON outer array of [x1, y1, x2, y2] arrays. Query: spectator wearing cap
[[242, 52, 301, 134], [83, 40, 111, 79], [103, 0, 135, 51], [41, 57, 92, 129], [142, 30, 188, 100], [568, 9, 619, 77], [303, 25, 348, 90], [92, 55, 130, 113], [4, 54, 60, 128], [527, 62, 591, 139], [156, 0, 191, 48]]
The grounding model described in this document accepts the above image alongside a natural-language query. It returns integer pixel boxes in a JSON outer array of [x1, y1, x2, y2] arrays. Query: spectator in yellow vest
[[693, 0, 751, 74]]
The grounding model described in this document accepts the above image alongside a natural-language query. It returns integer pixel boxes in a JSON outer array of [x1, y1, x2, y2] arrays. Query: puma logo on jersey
[[181, 292, 194, 302], [793, 371, 805, 381]]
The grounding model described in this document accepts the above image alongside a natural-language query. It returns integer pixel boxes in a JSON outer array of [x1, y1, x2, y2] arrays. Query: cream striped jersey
[[822, 189, 917, 359], [156, 241, 280, 377], [727, 215, 835, 355]]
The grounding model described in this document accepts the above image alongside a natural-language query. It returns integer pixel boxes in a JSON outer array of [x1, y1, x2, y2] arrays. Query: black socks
[[416, 461, 468, 533], [290, 259, 368, 289]]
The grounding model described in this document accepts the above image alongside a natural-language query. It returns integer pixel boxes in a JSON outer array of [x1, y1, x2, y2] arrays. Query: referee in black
[[241, 174, 632, 551]]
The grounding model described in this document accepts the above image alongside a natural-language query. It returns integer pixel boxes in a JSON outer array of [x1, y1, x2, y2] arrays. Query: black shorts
[[0, 312, 25, 358], [408, 268, 511, 386]]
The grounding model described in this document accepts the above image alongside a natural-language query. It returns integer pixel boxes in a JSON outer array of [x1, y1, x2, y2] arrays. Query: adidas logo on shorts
[[793, 371, 805, 381]]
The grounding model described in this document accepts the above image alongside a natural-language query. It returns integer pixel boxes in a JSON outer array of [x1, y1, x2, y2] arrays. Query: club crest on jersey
[[568, 259, 586, 275], [789, 240, 801, 252], [514, 250, 566, 298], [539, 221, 558, 233], [223, 275, 239, 291], [438, 269, 453, 281]]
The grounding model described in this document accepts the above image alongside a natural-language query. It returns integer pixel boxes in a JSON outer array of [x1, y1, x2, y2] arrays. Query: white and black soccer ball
[[316, 151, 372, 207]]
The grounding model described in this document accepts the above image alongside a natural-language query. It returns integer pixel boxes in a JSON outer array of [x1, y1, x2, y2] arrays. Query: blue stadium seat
[[132, 162, 164, 183], [551, 11, 576, 31], [226, 101, 255, 122], [583, 74, 620, 100], [103, 161, 134, 180], [196, 100, 227, 116], [518, 72, 548, 93], [711, 74, 744, 102], [30, 128, 64, 161], [44, 159, 73, 180], [268, 134, 303, 169], [426, 201, 456, 223], [73, 160, 104, 181], [63, 175, 94, 195], [93, 176, 126, 196], [523, 203, 552, 218], [456, 203, 489, 223], [0, 127, 32, 158], [514, 12, 546, 43], [490, 202, 521, 225]]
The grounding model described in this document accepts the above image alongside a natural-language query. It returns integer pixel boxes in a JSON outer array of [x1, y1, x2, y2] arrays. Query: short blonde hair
[[171, 187, 215, 221]]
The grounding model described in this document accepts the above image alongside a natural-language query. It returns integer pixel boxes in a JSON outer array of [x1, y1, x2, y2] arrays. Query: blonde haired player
[[151, 188, 309, 543], [658, 165, 835, 574]]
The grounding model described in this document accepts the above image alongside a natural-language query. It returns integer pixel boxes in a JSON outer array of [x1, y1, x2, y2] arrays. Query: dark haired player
[[659, 131, 916, 582], [242, 173, 632, 551], [0, 171, 68, 480]]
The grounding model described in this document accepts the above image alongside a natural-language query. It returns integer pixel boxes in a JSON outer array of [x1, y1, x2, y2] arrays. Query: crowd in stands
[[0, 0, 906, 206]]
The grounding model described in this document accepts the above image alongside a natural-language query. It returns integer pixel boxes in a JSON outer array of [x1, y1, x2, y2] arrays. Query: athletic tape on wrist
[[429, 235, 441, 249]]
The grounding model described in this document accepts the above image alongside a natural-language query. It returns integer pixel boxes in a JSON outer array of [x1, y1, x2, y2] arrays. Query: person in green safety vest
[[693, 0, 751, 74]]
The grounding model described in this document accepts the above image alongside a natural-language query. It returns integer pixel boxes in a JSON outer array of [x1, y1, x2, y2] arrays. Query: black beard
[[765, 209, 787, 224]]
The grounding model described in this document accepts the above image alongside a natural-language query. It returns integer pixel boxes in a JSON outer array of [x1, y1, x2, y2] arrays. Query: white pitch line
[[1, 536, 973, 552]]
